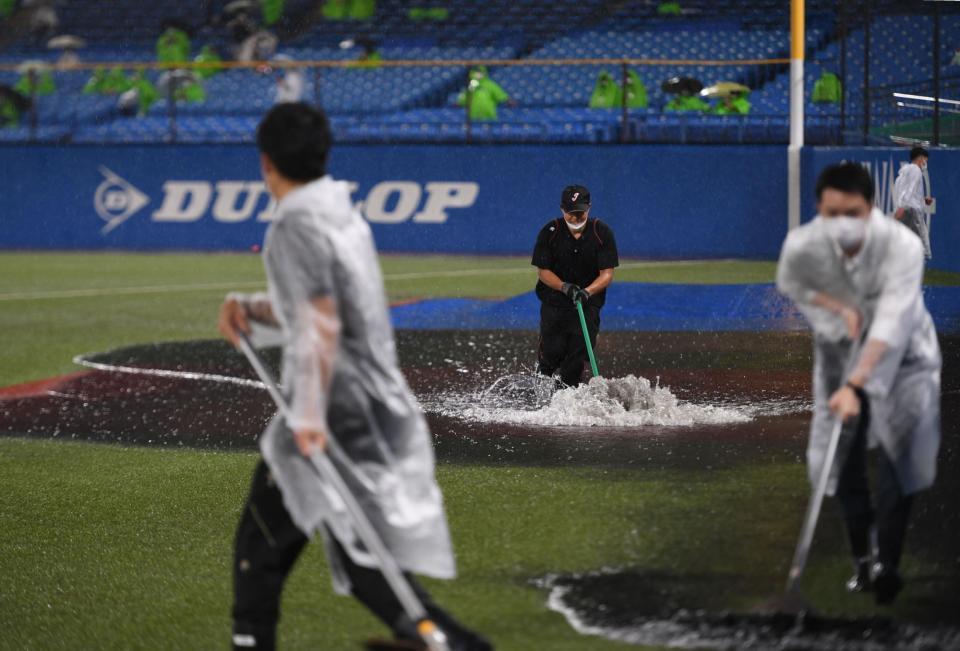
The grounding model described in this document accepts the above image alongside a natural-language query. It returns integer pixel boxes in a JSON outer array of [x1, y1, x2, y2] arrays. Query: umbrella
[[660, 76, 703, 96], [16, 60, 51, 74], [700, 82, 750, 98], [46, 35, 86, 50], [224, 0, 256, 14]]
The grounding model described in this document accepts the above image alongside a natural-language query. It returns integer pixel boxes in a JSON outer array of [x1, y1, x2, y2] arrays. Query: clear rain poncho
[[241, 176, 455, 592], [776, 208, 941, 496]]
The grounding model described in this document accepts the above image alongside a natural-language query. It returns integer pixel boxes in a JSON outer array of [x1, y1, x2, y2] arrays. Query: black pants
[[232, 460, 487, 650], [834, 400, 913, 569], [537, 302, 600, 387]]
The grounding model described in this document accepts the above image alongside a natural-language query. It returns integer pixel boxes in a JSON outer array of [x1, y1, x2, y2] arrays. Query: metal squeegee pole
[[235, 332, 445, 648], [784, 336, 863, 595]]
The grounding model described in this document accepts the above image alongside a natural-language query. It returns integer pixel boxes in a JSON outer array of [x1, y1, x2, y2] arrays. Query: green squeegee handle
[[576, 299, 600, 378]]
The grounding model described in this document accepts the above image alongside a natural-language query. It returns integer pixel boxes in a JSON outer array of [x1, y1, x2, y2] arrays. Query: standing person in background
[[623, 69, 648, 108], [893, 146, 934, 259], [777, 162, 941, 606], [457, 66, 511, 121], [532, 185, 619, 388], [588, 71, 621, 109]]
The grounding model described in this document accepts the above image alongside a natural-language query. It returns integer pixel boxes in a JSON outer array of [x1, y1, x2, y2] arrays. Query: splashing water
[[425, 373, 753, 428]]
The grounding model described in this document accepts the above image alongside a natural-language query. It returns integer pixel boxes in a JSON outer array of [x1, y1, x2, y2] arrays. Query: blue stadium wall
[[0, 145, 955, 270]]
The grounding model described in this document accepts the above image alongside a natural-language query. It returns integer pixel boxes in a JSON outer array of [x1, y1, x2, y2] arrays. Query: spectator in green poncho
[[812, 70, 841, 104], [457, 66, 510, 121], [14, 68, 55, 97], [118, 70, 160, 116], [157, 26, 191, 64], [665, 92, 708, 112], [322, 0, 375, 20], [589, 71, 622, 109], [193, 45, 224, 79], [84, 67, 132, 95], [261, 0, 284, 25], [0, 85, 27, 127], [0, 99, 18, 126], [158, 71, 206, 104], [712, 91, 751, 115], [409, 6, 448, 21], [657, 2, 682, 15], [624, 69, 648, 108]]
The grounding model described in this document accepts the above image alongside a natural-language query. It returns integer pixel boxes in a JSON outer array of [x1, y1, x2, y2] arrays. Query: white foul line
[[73, 353, 268, 389], [0, 259, 740, 302]]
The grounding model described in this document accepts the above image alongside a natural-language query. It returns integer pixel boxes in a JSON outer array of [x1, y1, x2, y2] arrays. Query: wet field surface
[[1, 329, 958, 649]]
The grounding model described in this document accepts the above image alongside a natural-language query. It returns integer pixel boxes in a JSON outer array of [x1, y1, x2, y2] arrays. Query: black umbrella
[[0, 84, 32, 113], [660, 76, 704, 96]]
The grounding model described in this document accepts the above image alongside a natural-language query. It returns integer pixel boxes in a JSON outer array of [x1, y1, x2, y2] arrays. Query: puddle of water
[[539, 570, 960, 651], [422, 372, 805, 428]]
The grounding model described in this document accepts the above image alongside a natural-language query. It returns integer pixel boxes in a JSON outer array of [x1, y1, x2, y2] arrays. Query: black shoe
[[872, 563, 904, 605], [845, 558, 873, 593]]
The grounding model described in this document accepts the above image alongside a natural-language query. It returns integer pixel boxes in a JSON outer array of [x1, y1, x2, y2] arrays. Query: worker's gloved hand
[[574, 288, 591, 304], [561, 282, 582, 302]]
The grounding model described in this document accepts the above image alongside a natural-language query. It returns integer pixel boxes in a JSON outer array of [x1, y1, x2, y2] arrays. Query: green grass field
[[1, 253, 957, 650]]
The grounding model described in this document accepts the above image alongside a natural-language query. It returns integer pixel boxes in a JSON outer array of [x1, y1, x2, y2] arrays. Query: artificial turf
[[1, 253, 957, 650], [0, 437, 811, 651], [1, 252, 957, 387]]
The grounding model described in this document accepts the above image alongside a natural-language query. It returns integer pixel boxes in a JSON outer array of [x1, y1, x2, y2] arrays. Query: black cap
[[561, 185, 591, 212]]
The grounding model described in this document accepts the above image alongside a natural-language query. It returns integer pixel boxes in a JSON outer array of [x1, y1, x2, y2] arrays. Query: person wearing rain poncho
[[457, 66, 509, 121], [218, 104, 491, 651], [776, 163, 941, 606], [623, 69, 648, 108], [812, 70, 842, 104], [664, 90, 708, 112], [589, 71, 622, 109], [156, 25, 191, 64], [712, 91, 750, 115], [893, 146, 934, 259]]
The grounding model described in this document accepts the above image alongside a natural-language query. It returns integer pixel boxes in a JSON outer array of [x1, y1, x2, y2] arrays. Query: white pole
[[788, 0, 805, 231]]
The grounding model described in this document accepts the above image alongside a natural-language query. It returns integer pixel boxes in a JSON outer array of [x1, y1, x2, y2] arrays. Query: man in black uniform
[[532, 184, 619, 387]]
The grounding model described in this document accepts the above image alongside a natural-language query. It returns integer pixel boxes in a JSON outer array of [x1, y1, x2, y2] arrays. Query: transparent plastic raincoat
[[776, 208, 941, 496], [241, 176, 455, 593]]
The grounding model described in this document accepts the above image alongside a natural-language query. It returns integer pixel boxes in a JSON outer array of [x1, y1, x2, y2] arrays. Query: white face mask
[[821, 215, 867, 251], [565, 214, 588, 232]]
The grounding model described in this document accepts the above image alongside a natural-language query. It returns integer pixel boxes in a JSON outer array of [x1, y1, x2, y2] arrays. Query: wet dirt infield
[[2, 329, 958, 649]]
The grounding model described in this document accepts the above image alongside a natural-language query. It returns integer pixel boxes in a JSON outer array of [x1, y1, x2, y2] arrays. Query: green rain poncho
[[350, 0, 376, 19], [0, 97, 19, 127], [665, 94, 708, 112], [812, 71, 841, 104], [84, 67, 133, 95], [457, 66, 509, 121], [132, 72, 159, 115], [261, 0, 285, 25], [713, 93, 751, 115], [409, 7, 448, 21], [193, 45, 224, 79], [14, 70, 55, 97], [156, 27, 191, 65], [624, 69, 648, 108], [322, 0, 375, 19], [657, 2, 682, 15], [589, 71, 622, 109]]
